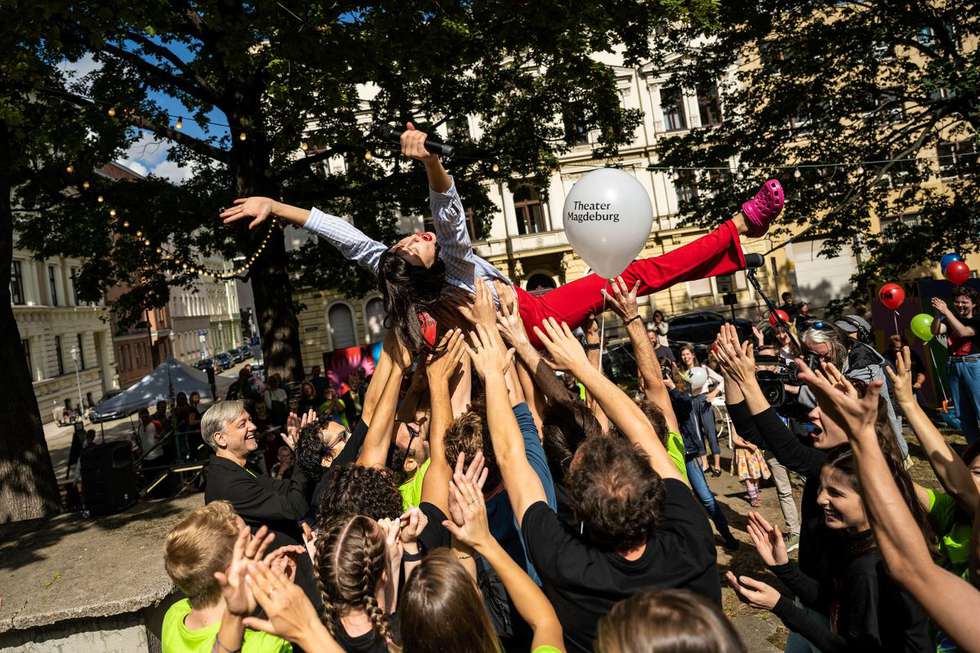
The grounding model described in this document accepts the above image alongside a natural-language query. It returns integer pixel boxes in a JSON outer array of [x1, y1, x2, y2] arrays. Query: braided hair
[[315, 514, 396, 648]]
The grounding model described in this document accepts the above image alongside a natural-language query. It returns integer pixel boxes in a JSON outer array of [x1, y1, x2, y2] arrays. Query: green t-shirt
[[927, 488, 972, 578], [399, 458, 431, 511], [533, 646, 563, 653], [161, 598, 292, 653], [667, 431, 689, 483]]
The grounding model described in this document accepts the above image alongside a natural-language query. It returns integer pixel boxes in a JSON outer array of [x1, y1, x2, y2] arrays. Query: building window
[[10, 260, 24, 305], [513, 186, 547, 235], [48, 266, 59, 306], [660, 87, 687, 132], [696, 83, 723, 127], [563, 112, 589, 146], [70, 267, 82, 305], [327, 303, 357, 350], [76, 333, 85, 370], [787, 106, 812, 133], [674, 170, 698, 207], [937, 140, 977, 177], [687, 278, 713, 298], [55, 335, 65, 376], [364, 298, 386, 343], [22, 338, 31, 374]]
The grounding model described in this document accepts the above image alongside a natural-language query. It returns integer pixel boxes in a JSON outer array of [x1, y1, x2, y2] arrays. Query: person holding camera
[[799, 317, 909, 462], [931, 287, 980, 444]]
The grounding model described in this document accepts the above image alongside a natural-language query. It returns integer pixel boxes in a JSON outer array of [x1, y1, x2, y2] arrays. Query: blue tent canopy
[[90, 358, 212, 421]]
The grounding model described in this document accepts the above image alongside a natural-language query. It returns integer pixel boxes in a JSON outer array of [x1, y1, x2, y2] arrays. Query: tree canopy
[[10, 0, 717, 379], [649, 0, 978, 304]]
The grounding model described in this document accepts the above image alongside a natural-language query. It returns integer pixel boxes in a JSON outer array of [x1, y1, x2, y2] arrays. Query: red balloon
[[946, 261, 971, 286], [769, 309, 790, 326], [878, 283, 906, 310]]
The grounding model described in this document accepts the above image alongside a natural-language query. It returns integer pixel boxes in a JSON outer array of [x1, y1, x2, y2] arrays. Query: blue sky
[[59, 39, 229, 182]]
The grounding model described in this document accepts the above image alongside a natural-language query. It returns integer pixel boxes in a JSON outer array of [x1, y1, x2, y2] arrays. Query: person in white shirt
[[679, 345, 724, 475], [138, 408, 163, 462]]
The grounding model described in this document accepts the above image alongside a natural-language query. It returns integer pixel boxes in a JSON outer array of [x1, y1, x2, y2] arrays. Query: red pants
[[517, 219, 745, 348]]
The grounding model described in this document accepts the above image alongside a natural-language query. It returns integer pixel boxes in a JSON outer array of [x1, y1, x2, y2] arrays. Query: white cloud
[[57, 54, 102, 82], [115, 133, 195, 184], [153, 159, 195, 183]]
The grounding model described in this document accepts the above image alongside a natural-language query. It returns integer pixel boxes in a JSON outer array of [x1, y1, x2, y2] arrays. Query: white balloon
[[562, 168, 654, 278], [687, 367, 708, 391]]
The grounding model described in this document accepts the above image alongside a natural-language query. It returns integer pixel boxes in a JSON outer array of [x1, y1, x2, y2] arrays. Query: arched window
[[364, 297, 386, 343], [525, 273, 557, 292], [327, 303, 357, 350], [512, 186, 546, 235]]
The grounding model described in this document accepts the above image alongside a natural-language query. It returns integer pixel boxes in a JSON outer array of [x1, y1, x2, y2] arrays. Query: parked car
[[87, 390, 128, 423], [666, 310, 754, 354], [240, 345, 253, 360], [230, 348, 245, 364], [215, 352, 234, 370], [194, 358, 214, 372]]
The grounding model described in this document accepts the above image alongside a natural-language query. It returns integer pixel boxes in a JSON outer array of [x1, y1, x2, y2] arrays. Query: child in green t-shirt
[[161, 501, 294, 653]]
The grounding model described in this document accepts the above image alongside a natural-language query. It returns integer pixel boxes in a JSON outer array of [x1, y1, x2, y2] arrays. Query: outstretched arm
[[533, 318, 681, 482], [888, 346, 978, 515], [421, 330, 466, 512], [356, 334, 410, 467], [444, 466, 565, 652], [799, 361, 980, 650], [933, 298, 977, 340], [604, 277, 679, 434], [465, 325, 548, 523]]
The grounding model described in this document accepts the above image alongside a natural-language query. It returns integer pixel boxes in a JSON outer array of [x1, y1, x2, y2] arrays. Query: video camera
[[754, 352, 820, 409]]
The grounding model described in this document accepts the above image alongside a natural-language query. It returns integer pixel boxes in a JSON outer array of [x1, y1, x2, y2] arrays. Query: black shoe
[[711, 468, 723, 478]]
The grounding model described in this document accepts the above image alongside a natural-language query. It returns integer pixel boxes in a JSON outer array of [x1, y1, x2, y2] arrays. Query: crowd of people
[[153, 126, 980, 653]]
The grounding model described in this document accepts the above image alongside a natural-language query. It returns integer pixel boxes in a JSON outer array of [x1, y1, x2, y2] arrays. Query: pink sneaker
[[741, 179, 784, 237]]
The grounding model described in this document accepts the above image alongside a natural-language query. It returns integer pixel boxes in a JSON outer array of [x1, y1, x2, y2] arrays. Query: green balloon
[[910, 313, 934, 342]]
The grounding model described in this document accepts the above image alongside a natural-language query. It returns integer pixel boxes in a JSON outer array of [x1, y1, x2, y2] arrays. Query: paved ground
[[43, 362, 246, 475]]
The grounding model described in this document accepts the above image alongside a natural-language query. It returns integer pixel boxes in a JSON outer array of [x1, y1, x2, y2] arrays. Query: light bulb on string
[[136, 230, 143, 238], [97, 195, 104, 203], [156, 247, 162, 254], [491, 163, 500, 173], [109, 208, 117, 217], [239, 132, 247, 141], [300, 141, 309, 151], [107, 107, 116, 118], [793, 168, 801, 179], [144, 239, 151, 246], [66, 165, 74, 174], [175, 116, 183, 129], [364, 150, 373, 161], [82, 180, 90, 190], [855, 166, 864, 175], [122, 220, 130, 228]]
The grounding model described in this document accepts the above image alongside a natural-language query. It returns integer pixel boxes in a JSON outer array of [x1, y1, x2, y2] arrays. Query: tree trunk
[[233, 133, 305, 383], [0, 121, 61, 522]]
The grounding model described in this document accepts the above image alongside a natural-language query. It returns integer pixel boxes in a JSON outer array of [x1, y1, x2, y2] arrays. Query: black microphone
[[744, 253, 765, 269], [376, 125, 454, 157]]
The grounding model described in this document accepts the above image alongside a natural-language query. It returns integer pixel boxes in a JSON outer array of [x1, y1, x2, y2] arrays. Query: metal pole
[[70, 347, 84, 419]]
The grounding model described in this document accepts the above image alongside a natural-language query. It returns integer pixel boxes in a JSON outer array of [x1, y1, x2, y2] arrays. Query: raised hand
[[377, 517, 403, 568], [725, 572, 780, 610], [466, 278, 498, 329], [464, 324, 514, 379], [582, 313, 601, 346], [602, 276, 641, 322], [398, 507, 429, 546], [713, 323, 756, 385], [885, 345, 916, 407], [263, 544, 306, 583], [400, 122, 436, 162], [301, 522, 317, 566], [745, 512, 788, 566], [532, 317, 590, 374], [220, 197, 277, 230], [282, 409, 316, 450], [496, 285, 531, 350], [215, 525, 275, 616], [930, 297, 950, 316], [443, 452, 492, 550], [426, 329, 466, 380], [796, 357, 882, 440], [244, 562, 340, 651]]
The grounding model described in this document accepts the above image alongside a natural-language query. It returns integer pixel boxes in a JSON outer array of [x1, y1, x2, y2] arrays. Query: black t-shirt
[[521, 478, 720, 653], [332, 613, 399, 653], [948, 314, 980, 356], [306, 418, 369, 524]]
